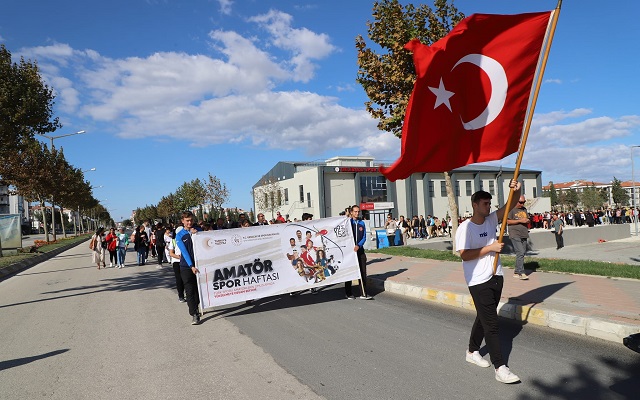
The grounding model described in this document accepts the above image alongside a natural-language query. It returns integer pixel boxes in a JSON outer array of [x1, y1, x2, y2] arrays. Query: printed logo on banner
[[214, 239, 227, 245], [232, 234, 242, 246]]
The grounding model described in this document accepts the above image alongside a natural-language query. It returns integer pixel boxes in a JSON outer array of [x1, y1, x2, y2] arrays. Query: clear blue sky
[[2, 0, 639, 221]]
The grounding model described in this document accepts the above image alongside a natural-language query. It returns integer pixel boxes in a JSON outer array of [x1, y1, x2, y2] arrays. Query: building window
[[466, 181, 472, 196], [521, 182, 526, 195], [532, 187, 537, 198], [299, 185, 304, 203], [489, 181, 495, 195], [360, 176, 388, 202], [455, 181, 460, 196], [440, 181, 447, 197], [284, 188, 289, 204], [428, 181, 434, 197], [307, 192, 311, 208]]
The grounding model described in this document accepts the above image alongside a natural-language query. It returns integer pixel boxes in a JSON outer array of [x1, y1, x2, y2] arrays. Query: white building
[[252, 156, 548, 227]]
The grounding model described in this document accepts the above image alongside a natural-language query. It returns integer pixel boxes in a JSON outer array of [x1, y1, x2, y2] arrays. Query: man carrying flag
[[457, 179, 522, 383]]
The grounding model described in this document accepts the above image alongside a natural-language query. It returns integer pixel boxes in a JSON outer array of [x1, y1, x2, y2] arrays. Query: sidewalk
[[364, 235, 640, 344]]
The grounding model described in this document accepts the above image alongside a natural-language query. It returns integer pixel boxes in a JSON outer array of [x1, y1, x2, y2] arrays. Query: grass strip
[[0, 235, 91, 271], [370, 247, 640, 280]]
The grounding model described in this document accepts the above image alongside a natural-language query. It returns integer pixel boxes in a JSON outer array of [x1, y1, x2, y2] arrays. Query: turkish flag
[[381, 12, 553, 181]]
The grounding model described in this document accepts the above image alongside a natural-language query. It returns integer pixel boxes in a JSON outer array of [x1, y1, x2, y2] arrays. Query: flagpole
[[493, 1, 562, 275]]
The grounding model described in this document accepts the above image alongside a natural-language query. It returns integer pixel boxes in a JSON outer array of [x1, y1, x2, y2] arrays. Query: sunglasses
[[518, 201, 525, 204]]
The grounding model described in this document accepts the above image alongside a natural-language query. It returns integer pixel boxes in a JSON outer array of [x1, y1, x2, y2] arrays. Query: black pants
[[108, 250, 117, 264], [345, 251, 367, 296], [156, 245, 165, 265], [173, 262, 185, 300], [180, 268, 200, 316], [554, 232, 564, 249], [468, 275, 504, 369]]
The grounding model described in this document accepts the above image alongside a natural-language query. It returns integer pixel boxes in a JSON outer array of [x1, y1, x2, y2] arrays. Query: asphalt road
[[221, 288, 640, 400], [1, 244, 638, 399]]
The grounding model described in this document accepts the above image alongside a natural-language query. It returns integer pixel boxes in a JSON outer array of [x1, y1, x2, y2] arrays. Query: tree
[[356, 0, 464, 253], [157, 194, 179, 223], [611, 177, 629, 207], [204, 173, 229, 217], [254, 177, 283, 219], [0, 45, 61, 164], [548, 182, 558, 208], [580, 184, 606, 211], [565, 189, 579, 210], [174, 179, 206, 212]]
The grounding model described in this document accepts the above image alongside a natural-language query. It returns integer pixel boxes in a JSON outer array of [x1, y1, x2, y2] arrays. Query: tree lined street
[[1, 243, 638, 399]]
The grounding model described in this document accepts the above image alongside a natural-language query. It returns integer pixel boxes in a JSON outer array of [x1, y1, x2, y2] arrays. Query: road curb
[[367, 276, 639, 344], [0, 238, 90, 281]]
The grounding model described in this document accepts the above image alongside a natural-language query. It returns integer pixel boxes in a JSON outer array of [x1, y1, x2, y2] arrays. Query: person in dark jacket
[[345, 205, 372, 300]]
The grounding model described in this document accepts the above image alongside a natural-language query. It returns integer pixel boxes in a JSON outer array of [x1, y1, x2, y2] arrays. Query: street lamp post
[[78, 168, 96, 235], [37, 130, 86, 241], [39, 130, 86, 150], [631, 146, 640, 236]]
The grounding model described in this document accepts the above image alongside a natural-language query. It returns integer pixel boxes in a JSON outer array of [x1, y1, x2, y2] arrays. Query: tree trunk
[[60, 208, 68, 238], [51, 199, 57, 242], [41, 199, 50, 242], [444, 171, 460, 256]]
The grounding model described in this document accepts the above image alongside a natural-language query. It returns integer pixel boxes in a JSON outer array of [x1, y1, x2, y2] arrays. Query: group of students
[[89, 227, 129, 269], [384, 214, 452, 243]]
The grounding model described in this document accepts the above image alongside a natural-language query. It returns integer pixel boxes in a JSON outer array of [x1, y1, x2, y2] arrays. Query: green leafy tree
[[0, 45, 61, 163], [548, 182, 558, 208], [580, 184, 605, 211], [356, 0, 464, 253], [157, 193, 179, 223], [611, 177, 629, 207], [174, 179, 206, 212], [565, 189, 579, 210]]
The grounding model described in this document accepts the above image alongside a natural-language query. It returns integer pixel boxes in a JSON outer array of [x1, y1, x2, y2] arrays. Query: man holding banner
[[345, 205, 372, 300], [176, 211, 202, 325]]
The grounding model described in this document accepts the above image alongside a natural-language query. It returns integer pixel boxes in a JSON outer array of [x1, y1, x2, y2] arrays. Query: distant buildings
[[252, 156, 550, 227], [542, 180, 640, 208]]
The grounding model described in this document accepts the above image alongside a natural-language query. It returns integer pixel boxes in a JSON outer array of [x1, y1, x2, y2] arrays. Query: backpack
[[101, 238, 108, 249]]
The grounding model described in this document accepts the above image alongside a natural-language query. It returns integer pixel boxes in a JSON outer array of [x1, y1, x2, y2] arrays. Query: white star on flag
[[428, 78, 454, 111]]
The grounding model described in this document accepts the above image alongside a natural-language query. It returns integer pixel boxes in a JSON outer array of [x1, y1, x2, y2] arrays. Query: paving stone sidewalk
[[365, 252, 640, 344]]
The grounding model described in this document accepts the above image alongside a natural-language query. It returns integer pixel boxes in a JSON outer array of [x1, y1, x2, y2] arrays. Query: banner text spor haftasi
[[192, 216, 361, 309]]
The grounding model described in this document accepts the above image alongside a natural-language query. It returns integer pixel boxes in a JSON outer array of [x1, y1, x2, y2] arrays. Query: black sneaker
[[346, 295, 356, 300], [179, 298, 186, 303], [191, 314, 199, 325]]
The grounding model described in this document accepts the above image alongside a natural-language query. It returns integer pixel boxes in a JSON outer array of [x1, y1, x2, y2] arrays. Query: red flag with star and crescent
[[380, 11, 553, 181]]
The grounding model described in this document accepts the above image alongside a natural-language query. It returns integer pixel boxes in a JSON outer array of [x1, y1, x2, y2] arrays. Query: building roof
[[253, 156, 542, 188], [542, 179, 640, 190]]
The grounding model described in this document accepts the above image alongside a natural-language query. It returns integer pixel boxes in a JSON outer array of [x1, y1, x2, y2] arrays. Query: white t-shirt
[[167, 239, 181, 263], [455, 212, 503, 287]]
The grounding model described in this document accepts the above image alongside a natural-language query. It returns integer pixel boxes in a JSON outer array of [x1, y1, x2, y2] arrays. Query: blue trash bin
[[376, 229, 389, 249]]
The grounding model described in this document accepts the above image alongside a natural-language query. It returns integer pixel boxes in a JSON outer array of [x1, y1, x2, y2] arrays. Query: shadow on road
[[516, 354, 640, 399], [0, 268, 174, 309], [0, 349, 69, 371]]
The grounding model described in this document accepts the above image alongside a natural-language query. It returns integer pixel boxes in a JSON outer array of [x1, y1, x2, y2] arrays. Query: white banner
[[193, 216, 361, 309]]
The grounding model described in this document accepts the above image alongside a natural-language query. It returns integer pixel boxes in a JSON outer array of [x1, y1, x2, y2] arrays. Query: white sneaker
[[495, 365, 520, 383], [466, 351, 490, 368], [109, 263, 113, 268]]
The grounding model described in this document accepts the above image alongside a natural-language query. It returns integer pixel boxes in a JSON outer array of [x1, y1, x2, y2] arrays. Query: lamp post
[[37, 130, 86, 241], [78, 168, 96, 235], [39, 130, 86, 150], [631, 146, 640, 236]]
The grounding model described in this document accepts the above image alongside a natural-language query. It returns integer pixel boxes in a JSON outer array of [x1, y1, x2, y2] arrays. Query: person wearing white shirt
[[167, 227, 185, 303], [455, 179, 522, 384]]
